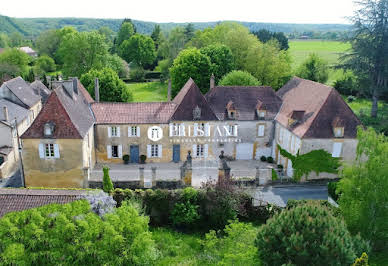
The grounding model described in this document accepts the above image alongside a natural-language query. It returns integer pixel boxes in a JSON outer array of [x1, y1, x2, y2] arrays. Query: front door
[[173, 144, 180, 162], [130, 145, 139, 163]]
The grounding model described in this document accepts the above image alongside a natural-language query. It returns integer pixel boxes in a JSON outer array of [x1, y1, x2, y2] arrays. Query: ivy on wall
[[277, 144, 340, 181]]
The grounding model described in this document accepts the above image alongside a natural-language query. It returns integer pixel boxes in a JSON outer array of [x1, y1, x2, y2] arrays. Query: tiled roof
[[92, 102, 177, 124], [22, 79, 95, 139], [276, 77, 361, 138], [1, 77, 41, 108], [206, 86, 282, 120], [171, 78, 218, 121], [30, 80, 51, 103], [0, 146, 13, 156], [0, 99, 29, 125], [0, 188, 89, 218]]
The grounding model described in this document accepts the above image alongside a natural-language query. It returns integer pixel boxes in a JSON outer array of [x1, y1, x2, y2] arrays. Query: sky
[[2, 0, 356, 24]]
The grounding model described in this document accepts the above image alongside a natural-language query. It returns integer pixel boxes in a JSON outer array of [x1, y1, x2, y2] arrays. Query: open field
[[126, 82, 167, 102], [289, 40, 351, 85]]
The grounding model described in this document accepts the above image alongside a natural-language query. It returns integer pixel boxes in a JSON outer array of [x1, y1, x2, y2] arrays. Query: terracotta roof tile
[[0, 188, 90, 217], [92, 102, 177, 124], [276, 77, 361, 138]]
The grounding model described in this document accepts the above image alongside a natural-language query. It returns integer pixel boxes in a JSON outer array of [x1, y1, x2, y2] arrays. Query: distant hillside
[[0, 15, 351, 37]]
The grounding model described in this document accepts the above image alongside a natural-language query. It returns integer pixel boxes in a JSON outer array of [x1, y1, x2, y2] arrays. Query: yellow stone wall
[[22, 138, 87, 188]]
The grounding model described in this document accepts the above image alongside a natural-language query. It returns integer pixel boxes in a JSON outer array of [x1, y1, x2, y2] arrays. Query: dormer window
[[193, 105, 201, 120], [226, 100, 237, 120], [256, 99, 266, 120], [44, 122, 55, 137], [332, 117, 344, 138], [288, 110, 305, 127]]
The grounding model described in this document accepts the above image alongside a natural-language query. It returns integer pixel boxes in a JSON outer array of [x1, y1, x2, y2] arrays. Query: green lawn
[[289, 40, 351, 85], [126, 82, 168, 102]]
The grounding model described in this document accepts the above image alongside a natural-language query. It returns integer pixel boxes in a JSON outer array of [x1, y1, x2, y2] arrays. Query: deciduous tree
[[296, 53, 329, 83], [200, 44, 234, 83], [219, 70, 260, 86], [119, 34, 156, 67]]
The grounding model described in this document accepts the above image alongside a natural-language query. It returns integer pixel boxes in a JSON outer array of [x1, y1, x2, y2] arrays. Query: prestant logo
[[147, 126, 163, 141]]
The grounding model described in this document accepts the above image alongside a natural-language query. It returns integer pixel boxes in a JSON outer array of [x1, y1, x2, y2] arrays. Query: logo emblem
[[147, 126, 163, 141]]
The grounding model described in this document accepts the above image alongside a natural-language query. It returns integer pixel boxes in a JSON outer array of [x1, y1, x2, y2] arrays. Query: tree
[[200, 44, 234, 83], [34, 55, 56, 76], [340, 0, 388, 118], [219, 70, 260, 86], [23, 68, 35, 83], [169, 48, 212, 95], [102, 166, 114, 193], [0, 48, 30, 74], [119, 34, 156, 67], [184, 23, 195, 42], [0, 33, 10, 48], [115, 21, 135, 49], [35, 29, 61, 60], [0, 63, 21, 80], [0, 200, 158, 265], [151, 24, 162, 50], [296, 53, 329, 83], [334, 71, 358, 96], [80, 67, 130, 102], [58, 31, 109, 77], [9, 32, 23, 47], [338, 128, 388, 250], [106, 54, 129, 78], [256, 202, 368, 265], [253, 29, 289, 50]]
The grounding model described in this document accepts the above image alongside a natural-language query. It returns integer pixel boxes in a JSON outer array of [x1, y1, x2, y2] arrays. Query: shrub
[[140, 154, 147, 163], [202, 221, 260, 265], [271, 168, 278, 181], [122, 154, 130, 162], [102, 166, 114, 193], [260, 155, 267, 162], [266, 156, 274, 163], [256, 202, 368, 265], [353, 253, 369, 266], [277, 164, 283, 169], [171, 187, 200, 227], [129, 66, 146, 82], [0, 200, 158, 265], [334, 71, 358, 96], [327, 181, 340, 201]]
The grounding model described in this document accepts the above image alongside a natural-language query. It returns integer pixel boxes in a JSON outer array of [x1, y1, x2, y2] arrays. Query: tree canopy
[[34, 55, 56, 76], [338, 127, 388, 250], [119, 34, 156, 67], [219, 70, 260, 86], [169, 48, 212, 96], [252, 29, 289, 50], [296, 53, 329, 83], [80, 67, 130, 102], [115, 21, 135, 49], [200, 44, 234, 83], [0, 48, 30, 74]]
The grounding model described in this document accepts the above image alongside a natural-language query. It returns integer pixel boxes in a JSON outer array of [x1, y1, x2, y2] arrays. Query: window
[[332, 142, 342, 158], [334, 127, 344, 138], [111, 145, 119, 158], [258, 110, 266, 119], [258, 124, 265, 137], [193, 106, 201, 120], [229, 111, 235, 119], [129, 126, 139, 137], [151, 144, 159, 157], [45, 143, 55, 158], [196, 144, 204, 157], [0, 156, 5, 166], [111, 127, 118, 137]]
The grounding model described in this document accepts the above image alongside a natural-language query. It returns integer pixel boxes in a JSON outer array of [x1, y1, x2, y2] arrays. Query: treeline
[[0, 14, 350, 39]]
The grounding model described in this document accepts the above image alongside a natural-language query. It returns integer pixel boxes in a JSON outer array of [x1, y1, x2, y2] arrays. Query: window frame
[[150, 144, 159, 158], [45, 143, 55, 158], [111, 126, 118, 137], [196, 144, 204, 157], [111, 145, 119, 158]]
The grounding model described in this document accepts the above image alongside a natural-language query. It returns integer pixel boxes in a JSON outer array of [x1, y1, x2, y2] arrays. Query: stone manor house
[[19, 76, 361, 188]]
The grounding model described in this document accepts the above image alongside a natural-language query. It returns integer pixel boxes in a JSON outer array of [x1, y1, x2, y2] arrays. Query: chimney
[[94, 78, 100, 102], [210, 74, 215, 90], [167, 79, 172, 101], [3, 106, 9, 122], [72, 78, 78, 94]]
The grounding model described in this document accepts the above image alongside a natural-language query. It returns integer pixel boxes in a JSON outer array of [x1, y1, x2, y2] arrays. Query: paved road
[[248, 185, 328, 207]]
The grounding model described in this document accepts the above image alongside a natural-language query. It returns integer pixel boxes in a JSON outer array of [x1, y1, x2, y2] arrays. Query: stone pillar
[[255, 166, 260, 186], [167, 79, 172, 101], [94, 78, 100, 102], [218, 151, 231, 183], [181, 151, 192, 186], [139, 167, 145, 187], [151, 167, 157, 187], [210, 73, 215, 91]]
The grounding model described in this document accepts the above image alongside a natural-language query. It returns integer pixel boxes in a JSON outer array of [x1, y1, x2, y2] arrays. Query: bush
[[202, 221, 260, 265], [266, 156, 274, 163], [256, 202, 369, 265], [0, 200, 159, 265], [144, 71, 161, 80], [171, 188, 200, 227], [277, 164, 283, 169], [328, 181, 340, 201], [129, 67, 146, 82], [353, 253, 369, 266], [334, 71, 358, 96], [271, 168, 278, 181], [122, 154, 130, 163], [140, 154, 147, 164], [260, 155, 267, 162], [102, 166, 114, 193]]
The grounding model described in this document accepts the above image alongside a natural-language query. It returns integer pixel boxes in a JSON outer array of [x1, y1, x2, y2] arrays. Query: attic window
[[44, 122, 55, 137], [332, 117, 345, 138], [288, 110, 305, 127], [193, 106, 201, 120], [256, 99, 266, 119], [229, 111, 236, 119]]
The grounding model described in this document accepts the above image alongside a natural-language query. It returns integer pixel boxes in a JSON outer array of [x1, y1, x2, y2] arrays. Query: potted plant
[[260, 155, 267, 162], [140, 154, 147, 164], [267, 156, 274, 163], [122, 154, 130, 164]]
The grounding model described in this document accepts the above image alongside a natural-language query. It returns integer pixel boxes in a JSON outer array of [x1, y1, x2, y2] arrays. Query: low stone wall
[[88, 180, 183, 190]]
